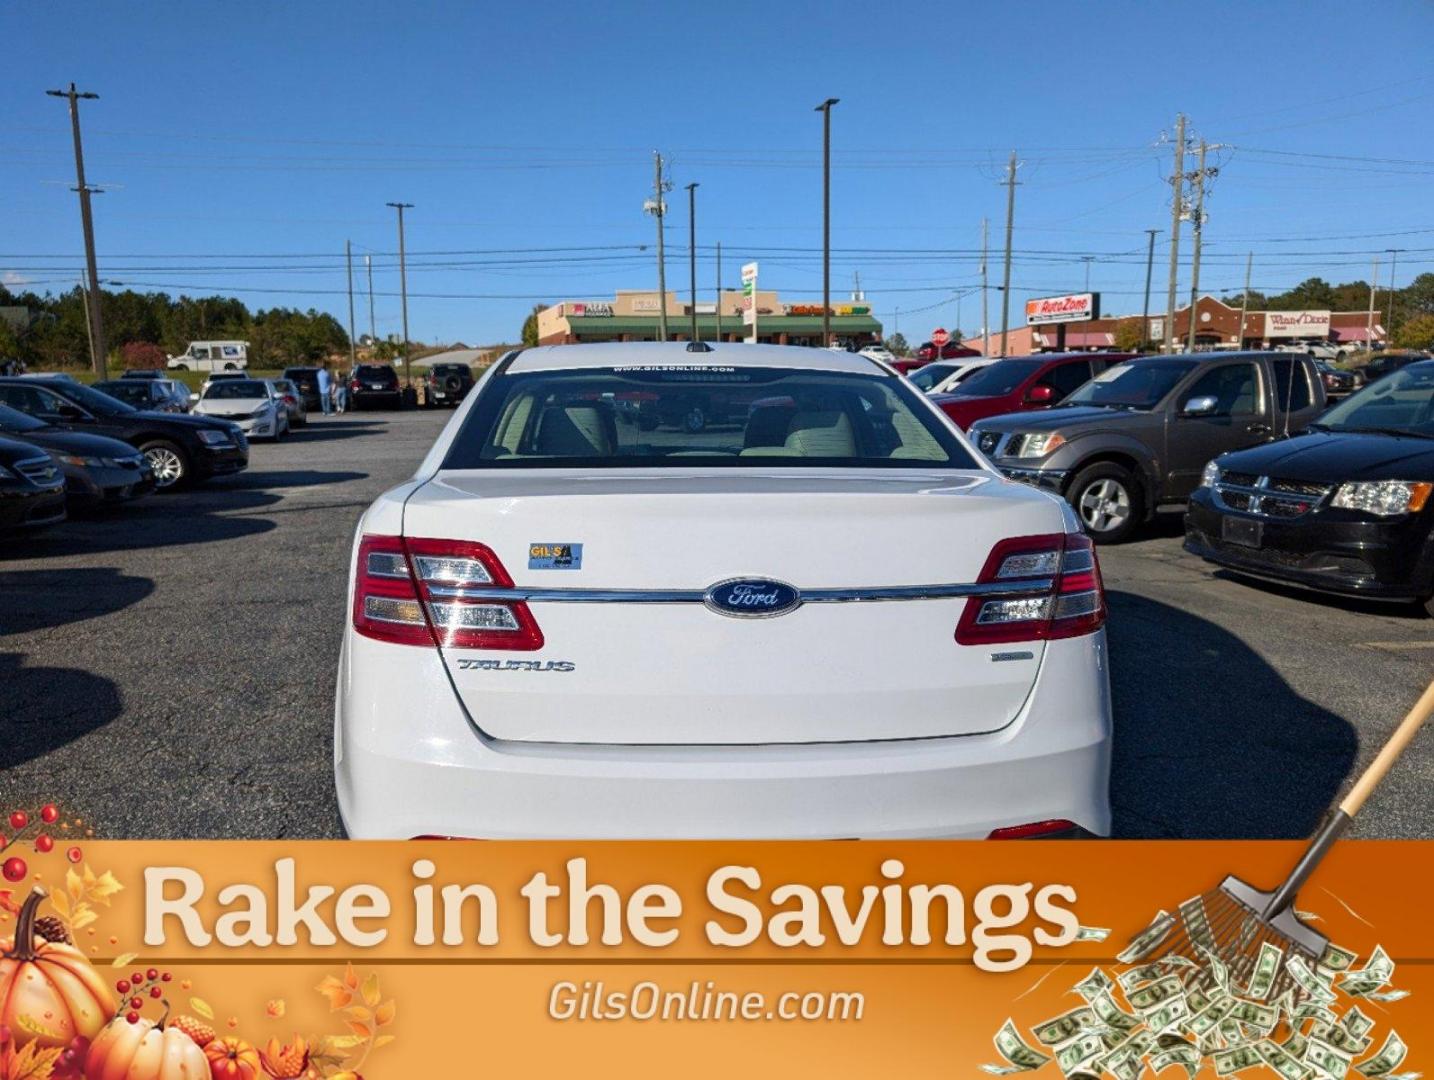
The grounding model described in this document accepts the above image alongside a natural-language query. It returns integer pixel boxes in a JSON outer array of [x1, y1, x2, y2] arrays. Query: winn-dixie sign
[[1025, 293, 1099, 325], [1264, 309, 1331, 339]]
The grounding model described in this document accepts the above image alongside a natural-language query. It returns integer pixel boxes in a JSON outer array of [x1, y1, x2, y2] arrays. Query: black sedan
[[0, 432, 66, 533], [1185, 360, 1434, 613], [1315, 362, 1356, 398], [0, 403, 155, 510], [0, 377, 247, 489]]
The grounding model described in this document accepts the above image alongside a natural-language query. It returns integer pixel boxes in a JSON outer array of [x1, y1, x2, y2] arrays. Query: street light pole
[[1141, 229, 1158, 349], [686, 182, 699, 343], [345, 240, 357, 369], [47, 83, 107, 378], [1386, 248, 1403, 342], [386, 202, 414, 389], [715, 241, 723, 343], [815, 98, 839, 347]]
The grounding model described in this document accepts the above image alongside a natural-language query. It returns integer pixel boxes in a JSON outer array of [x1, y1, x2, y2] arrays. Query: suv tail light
[[955, 533, 1105, 645], [353, 535, 544, 651]]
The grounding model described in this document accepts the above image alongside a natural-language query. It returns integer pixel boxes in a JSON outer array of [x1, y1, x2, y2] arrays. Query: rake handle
[[1265, 676, 1434, 919]]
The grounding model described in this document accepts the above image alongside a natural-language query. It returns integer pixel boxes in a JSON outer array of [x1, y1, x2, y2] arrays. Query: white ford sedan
[[335, 343, 1112, 839]]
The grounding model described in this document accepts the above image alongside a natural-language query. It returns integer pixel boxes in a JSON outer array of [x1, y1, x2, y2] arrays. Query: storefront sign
[[741, 262, 758, 338], [569, 302, 613, 318], [787, 304, 831, 316], [633, 296, 662, 313], [1025, 293, 1100, 325], [1264, 309, 1331, 339]]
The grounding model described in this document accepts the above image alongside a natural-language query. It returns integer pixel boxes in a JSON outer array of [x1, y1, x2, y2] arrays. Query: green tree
[[1401, 273, 1434, 319], [521, 304, 544, 347], [885, 332, 908, 356], [1393, 313, 1434, 350], [1267, 277, 1336, 311], [1113, 320, 1145, 352]]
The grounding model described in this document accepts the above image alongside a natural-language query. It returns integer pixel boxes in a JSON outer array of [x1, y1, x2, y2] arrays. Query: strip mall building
[[535, 290, 882, 347], [965, 295, 1385, 356]]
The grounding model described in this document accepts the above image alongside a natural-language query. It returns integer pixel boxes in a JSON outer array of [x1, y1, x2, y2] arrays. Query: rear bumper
[[334, 630, 1113, 840], [1184, 491, 1434, 601]]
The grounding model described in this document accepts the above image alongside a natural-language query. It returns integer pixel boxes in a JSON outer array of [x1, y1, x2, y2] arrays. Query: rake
[[1131, 677, 1434, 1003]]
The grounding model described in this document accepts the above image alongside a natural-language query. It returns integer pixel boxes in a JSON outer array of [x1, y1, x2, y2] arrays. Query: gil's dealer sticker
[[529, 542, 583, 570]]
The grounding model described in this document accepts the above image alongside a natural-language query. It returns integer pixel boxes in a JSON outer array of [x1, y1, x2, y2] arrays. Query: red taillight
[[352, 535, 544, 651], [349, 378, 361, 391], [954, 533, 1105, 646], [988, 819, 1079, 839]]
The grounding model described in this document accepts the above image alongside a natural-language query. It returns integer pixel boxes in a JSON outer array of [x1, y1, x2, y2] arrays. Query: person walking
[[316, 362, 333, 416], [334, 369, 347, 414]]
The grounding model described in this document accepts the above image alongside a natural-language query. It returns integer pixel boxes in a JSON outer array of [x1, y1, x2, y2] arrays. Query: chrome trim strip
[[425, 579, 1054, 604]]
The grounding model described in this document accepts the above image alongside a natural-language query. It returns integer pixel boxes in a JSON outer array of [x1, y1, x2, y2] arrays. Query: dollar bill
[[1342, 1007, 1376, 1040], [1128, 975, 1185, 1014], [1283, 1031, 1310, 1060], [1362, 989, 1409, 1004], [1187, 997, 1236, 1039], [1073, 967, 1115, 1002], [1091, 991, 1141, 1035], [1312, 1021, 1373, 1056], [1340, 946, 1394, 996], [1319, 943, 1359, 973], [1146, 997, 1191, 1034], [986, 1019, 1053, 1074], [1186, 986, 1212, 1015], [1246, 941, 1285, 1001], [1355, 1032, 1407, 1078], [1150, 1044, 1200, 1078], [1295, 1001, 1340, 1027], [1228, 999, 1279, 1033], [1288, 955, 1339, 1005], [1118, 911, 1176, 965], [1056, 1033, 1107, 1075], [1076, 925, 1112, 942], [1307, 1037, 1354, 1080], [1199, 945, 1232, 993], [1033, 1006, 1099, 1047], [1258, 1039, 1313, 1080], [1179, 896, 1217, 952], [1214, 1045, 1264, 1075]]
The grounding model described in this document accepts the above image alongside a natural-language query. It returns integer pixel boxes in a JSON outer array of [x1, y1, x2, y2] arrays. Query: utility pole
[[1082, 255, 1095, 292], [645, 152, 671, 342], [1386, 248, 1402, 342], [47, 83, 107, 378], [715, 241, 723, 342], [345, 240, 357, 368], [365, 255, 376, 344], [980, 217, 989, 355], [1140, 229, 1158, 349], [1165, 113, 1186, 353], [1186, 139, 1211, 353], [1367, 256, 1379, 352], [1238, 251, 1253, 349], [386, 202, 414, 389], [999, 151, 1019, 357], [815, 98, 839, 347], [686, 182, 700, 343]]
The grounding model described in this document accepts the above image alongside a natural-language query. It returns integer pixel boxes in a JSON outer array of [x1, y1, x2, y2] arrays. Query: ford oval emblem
[[703, 577, 802, 619]]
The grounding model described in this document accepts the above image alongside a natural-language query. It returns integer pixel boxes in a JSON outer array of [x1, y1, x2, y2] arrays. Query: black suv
[[0, 377, 248, 489], [348, 364, 402, 410], [969, 352, 1325, 543], [281, 366, 325, 411], [0, 432, 66, 532], [422, 363, 475, 407]]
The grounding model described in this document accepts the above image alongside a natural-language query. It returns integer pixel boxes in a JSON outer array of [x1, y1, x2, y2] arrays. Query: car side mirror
[[1181, 395, 1220, 417], [189, 392, 200, 403], [1025, 384, 1056, 404], [56, 404, 88, 421]]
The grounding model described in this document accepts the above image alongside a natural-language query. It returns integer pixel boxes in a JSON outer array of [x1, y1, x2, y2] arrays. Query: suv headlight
[[196, 429, 233, 446], [1011, 432, 1066, 458], [1199, 460, 1222, 489], [1331, 481, 1432, 517]]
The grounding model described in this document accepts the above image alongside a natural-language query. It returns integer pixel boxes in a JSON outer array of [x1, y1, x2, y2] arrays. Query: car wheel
[[1068, 463, 1142, 544], [683, 406, 707, 433], [172, 363, 188, 371], [140, 439, 190, 490], [223, 362, 237, 371]]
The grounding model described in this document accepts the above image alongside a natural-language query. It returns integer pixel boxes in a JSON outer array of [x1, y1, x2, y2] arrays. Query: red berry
[[150, 986, 162, 999], [2, 857, 26, 882], [131, 972, 143, 986], [8, 812, 27, 831], [116, 980, 130, 994], [40, 805, 59, 824], [129, 997, 143, 1010], [126, 1012, 139, 1024], [146, 968, 159, 981], [35, 835, 54, 853], [0, 833, 7, 848], [161, 972, 172, 982], [66, 846, 82, 863]]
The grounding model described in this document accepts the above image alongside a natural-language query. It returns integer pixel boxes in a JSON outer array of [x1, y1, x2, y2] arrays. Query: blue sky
[[5, 0, 1433, 346]]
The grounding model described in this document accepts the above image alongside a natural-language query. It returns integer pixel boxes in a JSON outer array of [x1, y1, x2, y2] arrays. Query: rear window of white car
[[444, 365, 978, 469]]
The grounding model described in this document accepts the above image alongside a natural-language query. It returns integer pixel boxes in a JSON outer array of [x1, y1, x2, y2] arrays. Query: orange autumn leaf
[[373, 1000, 396, 1027], [342, 963, 359, 990], [266, 999, 286, 1019], [360, 973, 381, 1008], [316, 975, 353, 1010], [345, 1020, 372, 1040]]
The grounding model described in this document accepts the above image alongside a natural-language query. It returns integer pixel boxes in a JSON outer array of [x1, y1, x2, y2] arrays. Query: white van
[[167, 341, 250, 372]]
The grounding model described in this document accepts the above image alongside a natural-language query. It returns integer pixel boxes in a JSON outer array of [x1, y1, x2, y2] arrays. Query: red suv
[[931, 352, 1131, 430]]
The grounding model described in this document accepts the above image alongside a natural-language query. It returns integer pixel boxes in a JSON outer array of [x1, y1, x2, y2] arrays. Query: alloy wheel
[[1078, 478, 1131, 534], [145, 446, 184, 487]]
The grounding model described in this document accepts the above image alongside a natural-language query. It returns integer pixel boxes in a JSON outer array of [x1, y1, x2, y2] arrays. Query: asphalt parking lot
[[2, 409, 1432, 839]]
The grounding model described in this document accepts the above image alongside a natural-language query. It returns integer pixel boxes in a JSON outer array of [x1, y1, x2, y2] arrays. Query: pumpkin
[[204, 1036, 261, 1080], [85, 1014, 209, 1080], [0, 887, 115, 1050]]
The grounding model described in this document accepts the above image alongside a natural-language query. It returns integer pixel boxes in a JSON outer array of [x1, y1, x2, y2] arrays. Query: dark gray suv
[[968, 352, 1326, 542]]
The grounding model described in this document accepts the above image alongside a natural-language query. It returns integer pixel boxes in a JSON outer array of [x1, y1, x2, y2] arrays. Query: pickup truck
[[967, 351, 1326, 542]]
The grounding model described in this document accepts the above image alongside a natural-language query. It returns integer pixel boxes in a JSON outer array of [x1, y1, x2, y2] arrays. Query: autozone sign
[[1025, 293, 1100, 325], [1264, 310, 1331, 338]]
